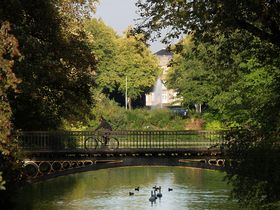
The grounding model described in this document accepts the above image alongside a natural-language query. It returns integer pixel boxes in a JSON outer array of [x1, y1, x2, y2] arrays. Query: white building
[[146, 49, 182, 107]]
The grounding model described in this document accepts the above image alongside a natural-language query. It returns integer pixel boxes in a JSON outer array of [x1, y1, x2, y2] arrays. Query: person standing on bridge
[[95, 116, 113, 146]]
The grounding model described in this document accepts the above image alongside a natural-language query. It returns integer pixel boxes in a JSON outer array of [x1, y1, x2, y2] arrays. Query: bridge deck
[[19, 130, 225, 180], [18, 130, 225, 150]]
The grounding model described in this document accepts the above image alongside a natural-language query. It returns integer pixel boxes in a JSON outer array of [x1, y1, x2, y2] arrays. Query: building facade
[[146, 49, 182, 107]]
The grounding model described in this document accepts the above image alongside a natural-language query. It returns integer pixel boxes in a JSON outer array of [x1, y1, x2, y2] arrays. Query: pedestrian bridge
[[18, 130, 227, 181]]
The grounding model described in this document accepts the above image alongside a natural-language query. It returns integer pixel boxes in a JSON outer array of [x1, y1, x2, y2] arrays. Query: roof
[[154, 49, 173, 56]]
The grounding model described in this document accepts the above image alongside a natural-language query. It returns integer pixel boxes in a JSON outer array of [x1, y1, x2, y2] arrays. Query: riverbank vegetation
[[1, 0, 279, 209], [137, 0, 280, 208], [0, 0, 160, 203]]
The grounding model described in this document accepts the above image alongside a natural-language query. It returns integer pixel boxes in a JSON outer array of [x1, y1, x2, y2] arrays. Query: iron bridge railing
[[17, 130, 226, 151]]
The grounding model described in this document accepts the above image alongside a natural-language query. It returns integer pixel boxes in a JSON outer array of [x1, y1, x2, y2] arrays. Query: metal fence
[[17, 130, 226, 151]]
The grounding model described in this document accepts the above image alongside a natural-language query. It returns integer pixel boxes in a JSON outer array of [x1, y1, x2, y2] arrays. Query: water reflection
[[14, 167, 240, 210]]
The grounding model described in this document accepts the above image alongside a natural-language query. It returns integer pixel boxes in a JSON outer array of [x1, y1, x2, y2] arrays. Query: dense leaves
[[167, 35, 218, 108], [0, 0, 97, 205], [0, 21, 23, 205], [137, 1, 280, 208], [85, 20, 160, 109], [168, 30, 280, 128], [90, 93, 186, 130], [0, 0, 97, 130], [224, 129, 280, 209], [136, 0, 280, 47]]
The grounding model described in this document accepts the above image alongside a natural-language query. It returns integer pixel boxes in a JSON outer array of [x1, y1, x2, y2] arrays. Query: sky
[[94, 0, 167, 53]]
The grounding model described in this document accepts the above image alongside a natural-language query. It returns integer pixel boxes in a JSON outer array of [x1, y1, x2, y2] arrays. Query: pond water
[[14, 166, 240, 210]]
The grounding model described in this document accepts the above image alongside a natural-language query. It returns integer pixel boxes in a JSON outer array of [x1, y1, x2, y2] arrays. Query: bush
[[205, 120, 224, 130], [85, 94, 187, 130]]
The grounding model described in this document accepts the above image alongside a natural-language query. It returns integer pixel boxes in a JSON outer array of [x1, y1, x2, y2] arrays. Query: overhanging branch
[[235, 18, 280, 47]]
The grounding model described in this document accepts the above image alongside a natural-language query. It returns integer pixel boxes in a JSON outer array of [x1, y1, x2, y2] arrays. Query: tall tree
[[0, 0, 98, 130], [137, 0, 280, 208], [84, 19, 120, 93], [116, 30, 161, 109], [85, 20, 161, 109], [0, 21, 23, 206], [167, 29, 280, 208], [136, 0, 280, 47], [167, 35, 218, 111]]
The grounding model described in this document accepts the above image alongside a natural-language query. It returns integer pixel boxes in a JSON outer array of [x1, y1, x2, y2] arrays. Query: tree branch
[[234, 18, 280, 47]]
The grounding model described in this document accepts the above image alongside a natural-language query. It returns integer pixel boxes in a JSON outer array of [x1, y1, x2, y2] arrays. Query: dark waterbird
[[129, 192, 134, 196], [135, 187, 140, 191], [168, 188, 173, 192], [149, 191, 156, 202], [153, 185, 160, 191], [157, 187, 162, 198]]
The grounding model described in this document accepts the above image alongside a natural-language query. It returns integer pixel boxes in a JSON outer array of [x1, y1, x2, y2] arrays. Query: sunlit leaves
[[1, 0, 97, 130], [0, 20, 23, 203], [85, 19, 160, 107], [136, 0, 280, 47], [0, 21, 21, 143]]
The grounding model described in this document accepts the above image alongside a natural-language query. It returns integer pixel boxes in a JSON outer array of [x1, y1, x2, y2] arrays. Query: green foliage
[[144, 2, 280, 206], [211, 59, 277, 127], [202, 112, 225, 131], [167, 35, 218, 107], [84, 19, 119, 94], [89, 91, 127, 130], [0, 21, 23, 203], [125, 108, 186, 130], [0, 0, 98, 204], [225, 129, 280, 209], [88, 93, 186, 130], [0, 21, 21, 148], [85, 19, 161, 108], [204, 120, 224, 131], [168, 30, 280, 129], [1, 0, 97, 130], [136, 0, 280, 47]]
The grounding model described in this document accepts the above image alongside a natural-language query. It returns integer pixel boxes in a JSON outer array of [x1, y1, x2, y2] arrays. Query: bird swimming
[[157, 187, 162, 198], [153, 185, 160, 191], [149, 190, 156, 202], [129, 192, 134, 196]]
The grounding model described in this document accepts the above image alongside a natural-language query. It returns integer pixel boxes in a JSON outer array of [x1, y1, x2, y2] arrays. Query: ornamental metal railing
[[17, 130, 226, 151]]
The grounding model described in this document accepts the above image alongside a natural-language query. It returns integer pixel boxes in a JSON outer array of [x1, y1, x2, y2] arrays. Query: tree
[[166, 28, 280, 208], [137, 0, 280, 208], [136, 0, 280, 47], [116, 31, 161, 109], [224, 129, 280, 209], [85, 20, 161, 109], [84, 19, 120, 93], [0, 21, 23, 205], [168, 29, 280, 126], [0, 0, 98, 130], [167, 35, 218, 112]]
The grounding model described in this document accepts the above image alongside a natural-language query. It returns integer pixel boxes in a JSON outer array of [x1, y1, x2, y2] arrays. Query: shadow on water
[[13, 166, 242, 210]]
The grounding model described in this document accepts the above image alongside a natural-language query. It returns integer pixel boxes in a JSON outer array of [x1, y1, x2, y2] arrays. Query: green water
[[14, 167, 240, 210]]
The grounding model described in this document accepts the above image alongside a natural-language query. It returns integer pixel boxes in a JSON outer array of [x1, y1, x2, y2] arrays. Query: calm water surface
[[14, 166, 240, 210]]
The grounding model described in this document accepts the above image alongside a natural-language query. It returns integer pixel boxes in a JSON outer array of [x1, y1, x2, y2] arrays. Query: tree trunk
[[128, 97, 132, 110], [195, 104, 202, 113]]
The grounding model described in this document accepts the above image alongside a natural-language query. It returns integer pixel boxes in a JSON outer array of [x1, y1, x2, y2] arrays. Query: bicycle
[[84, 132, 119, 150]]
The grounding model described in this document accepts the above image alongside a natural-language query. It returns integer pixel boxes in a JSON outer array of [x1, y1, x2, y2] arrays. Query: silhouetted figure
[[129, 192, 134, 196], [135, 187, 140, 191], [95, 116, 112, 131], [168, 188, 173, 192], [95, 116, 112, 146]]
